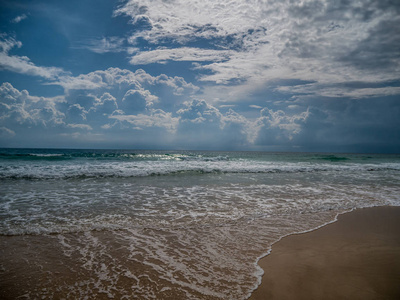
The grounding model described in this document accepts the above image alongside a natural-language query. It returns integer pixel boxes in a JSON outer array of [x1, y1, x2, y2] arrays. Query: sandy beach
[[1, 149, 400, 299], [250, 206, 400, 300]]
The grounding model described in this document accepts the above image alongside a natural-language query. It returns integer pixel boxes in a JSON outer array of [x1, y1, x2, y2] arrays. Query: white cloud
[[115, 0, 269, 44], [109, 109, 178, 132], [116, 0, 400, 98], [0, 81, 310, 149], [255, 107, 310, 144], [0, 82, 65, 127], [177, 99, 222, 125], [67, 123, 93, 130], [130, 47, 233, 65], [92, 93, 119, 114], [0, 126, 15, 137], [0, 34, 66, 79], [66, 104, 88, 122], [176, 99, 252, 147], [54, 67, 199, 96], [0, 34, 22, 53], [55, 72, 115, 91], [0, 53, 65, 79], [11, 14, 28, 24], [32, 67, 199, 139], [73, 36, 126, 54], [277, 84, 400, 99], [221, 108, 254, 144], [121, 89, 157, 113]]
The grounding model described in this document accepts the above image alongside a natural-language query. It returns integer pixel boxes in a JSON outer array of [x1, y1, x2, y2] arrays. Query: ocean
[[1, 149, 400, 299]]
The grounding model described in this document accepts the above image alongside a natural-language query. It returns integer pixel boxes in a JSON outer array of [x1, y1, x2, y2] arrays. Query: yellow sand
[[250, 206, 400, 300]]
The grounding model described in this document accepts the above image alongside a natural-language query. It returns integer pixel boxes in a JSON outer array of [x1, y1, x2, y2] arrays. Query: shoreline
[[249, 206, 400, 300]]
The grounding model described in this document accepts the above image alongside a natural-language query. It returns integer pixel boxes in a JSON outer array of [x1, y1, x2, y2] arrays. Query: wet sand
[[250, 206, 400, 300]]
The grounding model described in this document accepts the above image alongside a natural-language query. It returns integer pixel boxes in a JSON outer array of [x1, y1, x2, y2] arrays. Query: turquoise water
[[1, 149, 400, 298]]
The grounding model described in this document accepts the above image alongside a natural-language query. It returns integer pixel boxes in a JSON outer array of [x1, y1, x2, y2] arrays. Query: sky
[[0, 0, 399, 152]]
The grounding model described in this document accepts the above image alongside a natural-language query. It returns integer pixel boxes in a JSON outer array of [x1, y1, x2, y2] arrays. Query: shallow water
[[1, 149, 399, 299]]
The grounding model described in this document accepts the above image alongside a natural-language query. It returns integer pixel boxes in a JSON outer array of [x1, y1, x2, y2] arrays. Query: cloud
[[277, 83, 400, 99], [66, 103, 88, 123], [114, 0, 269, 44], [52, 68, 200, 125], [1, 1, 398, 151], [0, 53, 65, 79], [54, 67, 199, 96], [0, 82, 65, 127], [0, 126, 15, 137], [120, 89, 157, 113], [221, 108, 254, 145], [174, 99, 311, 149], [11, 14, 28, 24], [176, 99, 251, 148], [92, 93, 119, 114], [2, 79, 399, 151], [177, 99, 222, 124], [0, 34, 66, 79], [67, 123, 93, 130], [130, 47, 233, 65], [254, 107, 310, 146], [0, 81, 314, 150], [291, 99, 400, 153], [0, 34, 22, 53], [109, 109, 178, 132], [115, 0, 400, 98], [41, 68, 197, 138], [73, 36, 126, 54]]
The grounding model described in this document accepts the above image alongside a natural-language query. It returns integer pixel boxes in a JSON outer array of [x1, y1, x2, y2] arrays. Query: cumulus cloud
[[54, 67, 199, 95], [221, 108, 253, 145], [42, 68, 198, 137], [3, 79, 397, 151], [177, 99, 222, 125], [176, 99, 252, 148], [120, 89, 157, 113], [0, 82, 65, 127], [109, 109, 178, 132], [91, 93, 119, 115], [14, 78, 308, 149], [173, 99, 311, 149], [52, 68, 200, 126], [254, 107, 310, 146], [66, 104, 88, 123]]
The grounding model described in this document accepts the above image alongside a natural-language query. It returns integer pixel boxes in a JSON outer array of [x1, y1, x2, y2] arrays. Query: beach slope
[[250, 206, 400, 300]]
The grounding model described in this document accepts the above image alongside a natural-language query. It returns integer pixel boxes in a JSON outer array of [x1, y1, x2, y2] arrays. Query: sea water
[[1, 149, 399, 299]]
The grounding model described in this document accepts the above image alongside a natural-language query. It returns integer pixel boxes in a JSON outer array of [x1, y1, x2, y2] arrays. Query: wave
[[0, 151, 230, 162], [1, 162, 399, 180], [0, 153, 69, 161], [314, 155, 350, 162]]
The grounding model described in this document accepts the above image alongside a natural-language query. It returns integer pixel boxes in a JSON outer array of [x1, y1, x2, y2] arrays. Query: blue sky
[[0, 0, 399, 152]]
